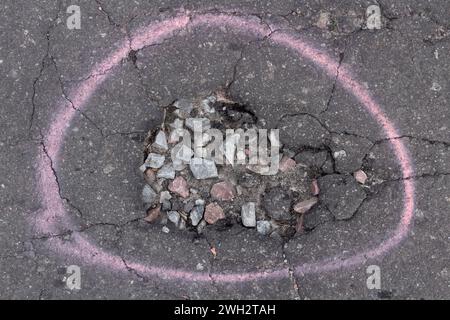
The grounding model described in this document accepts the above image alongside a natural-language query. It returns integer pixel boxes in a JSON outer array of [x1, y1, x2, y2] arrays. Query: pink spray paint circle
[[36, 13, 415, 282]]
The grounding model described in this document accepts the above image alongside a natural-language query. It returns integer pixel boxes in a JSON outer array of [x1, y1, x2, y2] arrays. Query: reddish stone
[[210, 181, 235, 201], [311, 179, 320, 196], [354, 169, 368, 184], [204, 203, 225, 224], [293, 197, 318, 214], [144, 169, 156, 184], [144, 206, 161, 223], [279, 156, 296, 173], [168, 176, 189, 198]]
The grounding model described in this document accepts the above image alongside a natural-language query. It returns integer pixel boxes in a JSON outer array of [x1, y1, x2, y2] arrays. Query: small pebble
[[190, 205, 204, 226], [168, 176, 190, 198], [311, 179, 320, 196], [241, 202, 256, 227], [195, 199, 205, 206], [210, 181, 235, 201], [293, 197, 318, 214], [152, 131, 168, 151], [167, 211, 180, 225], [161, 199, 171, 211], [197, 220, 207, 234], [144, 206, 160, 223], [142, 185, 157, 205], [204, 203, 225, 224], [159, 191, 172, 203], [190, 158, 218, 179], [256, 220, 271, 235], [354, 169, 368, 184], [144, 169, 156, 184], [162, 226, 170, 234], [279, 156, 296, 172], [145, 153, 165, 169], [171, 144, 193, 163], [157, 164, 176, 179]]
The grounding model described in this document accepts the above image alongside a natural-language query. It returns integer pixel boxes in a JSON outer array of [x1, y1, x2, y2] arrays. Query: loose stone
[[293, 197, 318, 214], [144, 205, 160, 223], [157, 164, 176, 179], [142, 184, 157, 205], [210, 181, 235, 201], [168, 176, 190, 198], [167, 211, 180, 225], [189, 158, 218, 179], [145, 153, 165, 169], [241, 202, 256, 227], [204, 203, 225, 224], [256, 220, 271, 235], [152, 131, 168, 151]]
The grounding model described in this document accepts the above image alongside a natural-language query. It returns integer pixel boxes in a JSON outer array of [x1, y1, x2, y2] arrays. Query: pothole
[[139, 91, 368, 240]]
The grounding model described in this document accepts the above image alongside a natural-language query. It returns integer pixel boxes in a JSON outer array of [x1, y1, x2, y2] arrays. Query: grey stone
[[174, 99, 194, 115], [145, 153, 165, 169], [256, 220, 272, 235], [159, 190, 172, 203], [142, 185, 157, 205], [156, 164, 175, 179], [189, 158, 218, 179], [172, 159, 187, 171], [161, 200, 172, 212], [183, 200, 195, 213], [171, 144, 193, 163], [241, 202, 256, 227], [197, 220, 207, 234], [162, 226, 170, 234], [201, 96, 216, 113], [152, 131, 168, 151], [195, 199, 205, 206], [262, 187, 293, 221], [190, 205, 204, 226], [167, 211, 180, 225], [318, 174, 367, 220]]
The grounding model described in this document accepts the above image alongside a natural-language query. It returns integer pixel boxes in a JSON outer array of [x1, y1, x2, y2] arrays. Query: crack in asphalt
[[39, 139, 84, 219], [29, 0, 63, 132]]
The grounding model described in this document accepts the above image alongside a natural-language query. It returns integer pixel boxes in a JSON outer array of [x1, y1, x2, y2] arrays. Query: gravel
[[167, 211, 180, 225], [293, 197, 319, 214], [152, 130, 168, 151], [157, 164, 176, 179], [189, 157, 218, 179], [256, 220, 272, 235], [145, 153, 165, 169], [142, 184, 157, 205], [190, 205, 204, 226], [241, 202, 256, 227]]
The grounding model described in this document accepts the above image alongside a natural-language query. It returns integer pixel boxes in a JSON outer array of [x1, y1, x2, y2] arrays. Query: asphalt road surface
[[1, 0, 449, 299]]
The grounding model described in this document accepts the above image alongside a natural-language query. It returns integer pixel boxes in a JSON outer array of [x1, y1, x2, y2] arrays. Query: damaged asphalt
[[0, 0, 449, 299]]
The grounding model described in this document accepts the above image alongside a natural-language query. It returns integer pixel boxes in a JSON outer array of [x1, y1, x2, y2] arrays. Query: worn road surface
[[1, 0, 449, 299]]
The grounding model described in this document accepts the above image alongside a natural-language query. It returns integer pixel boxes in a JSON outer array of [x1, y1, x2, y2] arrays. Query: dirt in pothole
[[139, 91, 365, 240]]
